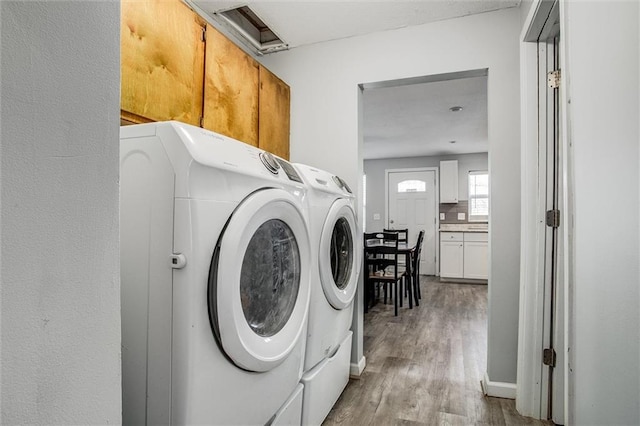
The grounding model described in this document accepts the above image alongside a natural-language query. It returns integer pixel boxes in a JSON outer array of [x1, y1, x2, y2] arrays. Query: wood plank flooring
[[323, 276, 551, 426]]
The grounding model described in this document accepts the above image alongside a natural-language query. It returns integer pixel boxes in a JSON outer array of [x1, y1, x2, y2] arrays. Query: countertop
[[439, 223, 488, 233]]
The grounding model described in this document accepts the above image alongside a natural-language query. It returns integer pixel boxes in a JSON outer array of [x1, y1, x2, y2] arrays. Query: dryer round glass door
[[208, 189, 311, 372], [318, 198, 359, 309]]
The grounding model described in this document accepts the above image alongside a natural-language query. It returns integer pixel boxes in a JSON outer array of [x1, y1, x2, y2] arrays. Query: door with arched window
[[386, 169, 437, 275]]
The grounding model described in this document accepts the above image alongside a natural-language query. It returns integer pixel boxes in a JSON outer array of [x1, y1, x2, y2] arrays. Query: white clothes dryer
[[120, 121, 311, 425], [293, 164, 360, 426]]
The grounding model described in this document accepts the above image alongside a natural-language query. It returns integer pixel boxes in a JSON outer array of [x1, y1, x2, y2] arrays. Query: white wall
[[1, 2, 121, 424], [262, 7, 522, 384], [562, 1, 640, 424], [364, 153, 488, 232]]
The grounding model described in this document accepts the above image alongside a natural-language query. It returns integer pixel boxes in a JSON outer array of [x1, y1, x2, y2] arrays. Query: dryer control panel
[[259, 152, 281, 174]]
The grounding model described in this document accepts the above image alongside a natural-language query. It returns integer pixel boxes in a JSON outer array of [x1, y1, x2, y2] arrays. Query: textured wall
[[1, 2, 121, 423], [262, 8, 522, 384], [563, 1, 640, 424], [364, 153, 488, 231]]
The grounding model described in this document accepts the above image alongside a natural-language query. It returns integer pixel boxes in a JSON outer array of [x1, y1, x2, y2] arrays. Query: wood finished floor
[[323, 276, 551, 426]]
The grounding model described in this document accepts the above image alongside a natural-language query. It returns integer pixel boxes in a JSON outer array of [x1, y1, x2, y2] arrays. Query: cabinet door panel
[[121, 0, 204, 125], [259, 66, 290, 160], [440, 241, 464, 278], [463, 241, 488, 279], [203, 26, 259, 146], [440, 160, 459, 203]]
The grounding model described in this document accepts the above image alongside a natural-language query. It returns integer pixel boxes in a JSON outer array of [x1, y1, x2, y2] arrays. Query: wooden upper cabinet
[[259, 66, 291, 160], [121, 0, 204, 126], [202, 26, 259, 147]]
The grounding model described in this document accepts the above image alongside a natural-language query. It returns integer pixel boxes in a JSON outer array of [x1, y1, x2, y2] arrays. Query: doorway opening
[[356, 70, 492, 416]]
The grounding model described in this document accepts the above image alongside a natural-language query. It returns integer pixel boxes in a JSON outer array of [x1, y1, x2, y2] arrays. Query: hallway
[[324, 278, 550, 425]]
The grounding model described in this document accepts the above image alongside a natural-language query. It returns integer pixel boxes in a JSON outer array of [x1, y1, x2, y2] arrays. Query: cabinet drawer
[[464, 232, 488, 242], [441, 232, 463, 241]]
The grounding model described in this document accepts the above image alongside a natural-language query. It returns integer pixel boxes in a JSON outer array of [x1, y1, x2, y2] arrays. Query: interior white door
[[387, 169, 437, 275]]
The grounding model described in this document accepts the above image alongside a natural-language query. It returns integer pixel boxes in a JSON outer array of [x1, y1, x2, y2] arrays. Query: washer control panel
[[275, 158, 303, 183], [259, 152, 281, 174]]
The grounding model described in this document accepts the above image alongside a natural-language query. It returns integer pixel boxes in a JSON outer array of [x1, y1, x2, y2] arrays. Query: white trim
[[517, 1, 571, 422], [482, 372, 517, 399], [384, 167, 439, 275], [516, 29, 547, 419], [349, 356, 366, 377], [558, 3, 573, 423]]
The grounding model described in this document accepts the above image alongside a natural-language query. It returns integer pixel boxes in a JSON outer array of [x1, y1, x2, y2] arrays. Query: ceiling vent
[[215, 5, 288, 54]]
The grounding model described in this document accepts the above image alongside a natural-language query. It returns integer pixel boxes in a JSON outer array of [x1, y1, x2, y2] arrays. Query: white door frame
[[517, 0, 571, 423], [384, 167, 439, 275]]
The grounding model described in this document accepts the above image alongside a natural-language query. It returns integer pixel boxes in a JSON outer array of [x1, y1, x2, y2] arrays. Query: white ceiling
[[190, 1, 507, 159], [363, 74, 488, 159], [191, 1, 520, 50]]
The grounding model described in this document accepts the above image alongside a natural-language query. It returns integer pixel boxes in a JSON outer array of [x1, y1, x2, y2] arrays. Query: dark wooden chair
[[364, 232, 408, 316], [410, 230, 425, 303], [383, 228, 408, 243]]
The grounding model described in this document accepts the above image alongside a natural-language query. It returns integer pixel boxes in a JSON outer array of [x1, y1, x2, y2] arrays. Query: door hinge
[[543, 348, 556, 367], [201, 26, 207, 42], [548, 69, 561, 89], [546, 209, 560, 228]]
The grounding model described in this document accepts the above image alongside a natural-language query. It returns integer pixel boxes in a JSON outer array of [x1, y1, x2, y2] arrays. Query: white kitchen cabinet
[[440, 232, 464, 278], [439, 160, 458, 203], [440, 231, 488, 280], [463, 241, 488, 279]]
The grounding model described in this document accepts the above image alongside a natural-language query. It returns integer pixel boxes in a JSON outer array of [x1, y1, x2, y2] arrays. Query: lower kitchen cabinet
[[463, 241, 489, 279], [440, 231, 488, 280], [440, 233, 464, 278]]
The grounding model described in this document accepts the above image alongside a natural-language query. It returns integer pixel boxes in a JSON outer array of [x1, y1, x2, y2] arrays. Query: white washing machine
[[293, 164, 360, 426], [120, 121, 311, 425]]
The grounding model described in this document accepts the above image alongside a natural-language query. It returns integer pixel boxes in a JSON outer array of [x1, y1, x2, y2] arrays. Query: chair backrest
[[364, 232, 400, 275], [416, 230, 425, 255], [412, 230, 425, 270], [364, 232, 399, 256], [383, 228, 408, 243]]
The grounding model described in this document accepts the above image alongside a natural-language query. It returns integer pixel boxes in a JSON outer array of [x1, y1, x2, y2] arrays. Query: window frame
[[397, 179, 427, 193], [468, 170, 489, 222]]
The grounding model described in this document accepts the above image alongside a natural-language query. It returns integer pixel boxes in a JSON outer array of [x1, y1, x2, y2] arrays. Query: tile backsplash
[[440, 201, 487, 224]]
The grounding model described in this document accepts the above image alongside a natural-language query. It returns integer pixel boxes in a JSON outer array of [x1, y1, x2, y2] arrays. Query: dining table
[[363, 235, 417, 312]]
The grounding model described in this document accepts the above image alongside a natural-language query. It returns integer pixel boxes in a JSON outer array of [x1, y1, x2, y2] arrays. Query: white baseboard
[[349, 356, 366, 378], [481, 371, 516, 399]]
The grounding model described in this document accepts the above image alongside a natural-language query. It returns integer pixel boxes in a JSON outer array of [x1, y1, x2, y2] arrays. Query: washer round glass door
[[318, 198, 359, 309], [209, 189, 310, 372]]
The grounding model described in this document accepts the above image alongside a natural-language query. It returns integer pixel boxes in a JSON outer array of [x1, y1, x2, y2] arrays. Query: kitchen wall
[[0, 2, 121, 423], [561, 1, 639, 423], [261, 7, 522, 385], [364, 153, 488, 232]]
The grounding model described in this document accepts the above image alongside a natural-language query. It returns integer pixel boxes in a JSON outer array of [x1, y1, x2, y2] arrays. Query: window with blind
[[468, 171, 489, 222]]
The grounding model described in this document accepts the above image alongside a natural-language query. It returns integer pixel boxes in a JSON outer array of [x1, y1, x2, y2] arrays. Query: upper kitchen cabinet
[[259, 66, 291, 160], [121, 0, 205, 126], [440, 160, 459, 203], [202, 26, 259, 147]]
